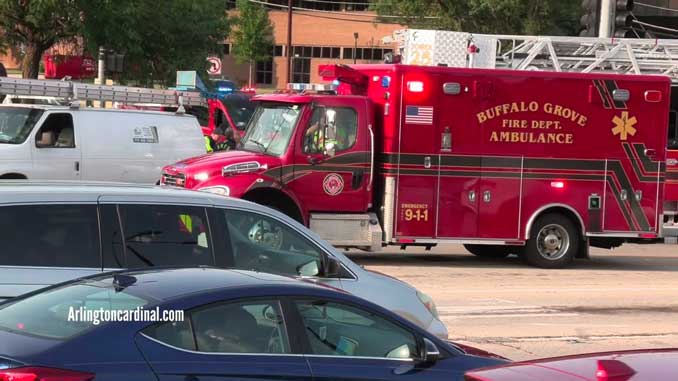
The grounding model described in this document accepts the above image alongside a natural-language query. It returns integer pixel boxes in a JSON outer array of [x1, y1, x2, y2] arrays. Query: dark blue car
[[0, 268, 506, 381]]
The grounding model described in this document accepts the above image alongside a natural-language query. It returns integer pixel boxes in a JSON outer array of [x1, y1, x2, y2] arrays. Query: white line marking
[[442, 312, 579, 319]]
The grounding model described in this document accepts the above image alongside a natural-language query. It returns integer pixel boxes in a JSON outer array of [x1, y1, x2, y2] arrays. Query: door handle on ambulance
[[644, 149, 656, 159], [483, 191, 491, 203], [468, 191, 476, 202], [74, 161, 80, 172]]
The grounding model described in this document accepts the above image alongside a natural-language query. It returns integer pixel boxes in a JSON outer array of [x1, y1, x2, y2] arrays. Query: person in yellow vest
[[204, 135, 214, 153]]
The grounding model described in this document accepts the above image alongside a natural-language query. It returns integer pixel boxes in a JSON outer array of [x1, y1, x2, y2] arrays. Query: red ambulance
[[161, 64, 671, 268]]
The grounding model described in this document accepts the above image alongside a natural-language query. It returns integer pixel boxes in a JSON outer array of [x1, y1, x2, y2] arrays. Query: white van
[[0, 105, 206, 183]]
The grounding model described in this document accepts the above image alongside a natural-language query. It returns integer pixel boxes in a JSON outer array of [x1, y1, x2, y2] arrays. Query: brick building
[[220, 2, 403, 89]]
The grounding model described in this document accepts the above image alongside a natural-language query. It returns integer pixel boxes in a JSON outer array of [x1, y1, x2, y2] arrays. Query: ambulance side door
[[435, 77, 482, 239], [394, 73, 440, 239]]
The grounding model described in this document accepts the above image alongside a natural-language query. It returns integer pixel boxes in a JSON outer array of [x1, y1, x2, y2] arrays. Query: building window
[[343, 48, 392, 61], [293, 57, 310, 83], [291, 46, 341, 59], [256, 59, 273, 85], [274, 45, 284, 57], [259, 0, 369, 11]]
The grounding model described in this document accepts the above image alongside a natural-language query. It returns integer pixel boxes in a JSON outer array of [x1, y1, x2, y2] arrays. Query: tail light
[[0, 367, 95, 381]]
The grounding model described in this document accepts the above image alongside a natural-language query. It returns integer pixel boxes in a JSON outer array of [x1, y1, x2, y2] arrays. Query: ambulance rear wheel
[[463, 244, 511, 259], [524, 213, 578, 269]]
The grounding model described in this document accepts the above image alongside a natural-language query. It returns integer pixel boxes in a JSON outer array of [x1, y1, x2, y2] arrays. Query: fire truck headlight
[[416, 290, 439, 319], [198, 186, 230, 197], [193, 172, 210, 182]]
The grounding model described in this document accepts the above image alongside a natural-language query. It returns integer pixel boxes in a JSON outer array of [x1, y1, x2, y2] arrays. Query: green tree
[[78, 0, 230, 86], [231, 0, 274, 87], [0, 0, 82, 78], [371, 0, 580, 36]]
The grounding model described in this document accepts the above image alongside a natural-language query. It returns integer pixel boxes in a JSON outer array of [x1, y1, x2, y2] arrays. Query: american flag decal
[[405, 105, 434, 125]]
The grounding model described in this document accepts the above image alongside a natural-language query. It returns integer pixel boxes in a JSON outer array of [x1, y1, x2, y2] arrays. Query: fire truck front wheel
[[463, 244, 511, 259], [524, 213, 579, 269]]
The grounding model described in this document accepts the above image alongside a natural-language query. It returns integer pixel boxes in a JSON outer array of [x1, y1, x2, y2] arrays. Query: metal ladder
[[396, 29, 678, 81], [0, 77, 206, 106]]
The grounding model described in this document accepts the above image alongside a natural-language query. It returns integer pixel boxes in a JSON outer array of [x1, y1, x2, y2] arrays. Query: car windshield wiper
[[247, 139, 266, 151]]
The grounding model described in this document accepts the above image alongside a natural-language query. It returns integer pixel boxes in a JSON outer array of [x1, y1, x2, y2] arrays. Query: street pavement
[[349, 243, 678, 361]]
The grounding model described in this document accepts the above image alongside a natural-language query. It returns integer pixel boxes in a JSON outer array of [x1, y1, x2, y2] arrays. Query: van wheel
[[523, 213, 578, 268], [463, 244, 510, 258]]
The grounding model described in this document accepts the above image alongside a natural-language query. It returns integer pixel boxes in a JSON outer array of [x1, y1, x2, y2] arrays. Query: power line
[[247, 0, 440, 19], [632, 19, 678, 34], [635, 2, 678, 13], [294, 0, 369, 5]]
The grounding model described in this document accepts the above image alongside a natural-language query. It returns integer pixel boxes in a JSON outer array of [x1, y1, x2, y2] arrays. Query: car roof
[[466, 348, 678, 381], [81, 267, 328, 301], [0, 181, 254, 208]]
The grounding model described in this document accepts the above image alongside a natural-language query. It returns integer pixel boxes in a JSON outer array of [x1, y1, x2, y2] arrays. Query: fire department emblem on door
[[323, 173, 344, 196]]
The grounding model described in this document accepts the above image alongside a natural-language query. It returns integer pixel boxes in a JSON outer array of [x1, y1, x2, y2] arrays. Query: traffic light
[[580, 0, 600, 37], [614, 0, 640, 38]]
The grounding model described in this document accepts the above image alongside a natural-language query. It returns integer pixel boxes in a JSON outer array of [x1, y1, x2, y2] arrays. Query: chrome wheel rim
[[536, 223, 569, 261]]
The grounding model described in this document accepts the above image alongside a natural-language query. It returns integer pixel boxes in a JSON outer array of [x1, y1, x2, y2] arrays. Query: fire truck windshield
[[241, 103, 302, 156], [0, 108, 44, 144]]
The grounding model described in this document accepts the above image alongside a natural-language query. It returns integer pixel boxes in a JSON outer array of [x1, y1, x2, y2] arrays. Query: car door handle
[[74, 161, 80, 172], [145, 153, 153, 159]]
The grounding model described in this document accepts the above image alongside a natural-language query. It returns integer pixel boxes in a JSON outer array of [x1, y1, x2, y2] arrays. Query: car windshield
[[222, 94, 256, 131], [241, 102, 302, 156], [0, 278, 150, 339], [0, 108, 44, 144]]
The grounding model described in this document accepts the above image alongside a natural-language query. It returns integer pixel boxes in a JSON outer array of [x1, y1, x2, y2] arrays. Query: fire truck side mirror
[[324, 142, 336, 157], [324, 109, 338, 157]]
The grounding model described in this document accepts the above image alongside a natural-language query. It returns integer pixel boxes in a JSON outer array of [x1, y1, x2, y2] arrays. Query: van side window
[[0, 205, 100, 268], [35, 113, 75, 148], [117, 205, 214, 267]]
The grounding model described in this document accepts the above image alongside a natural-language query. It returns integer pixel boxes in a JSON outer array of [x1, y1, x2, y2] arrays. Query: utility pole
[[598, 0, 614, 38], [97, 46, 106, 84], [286, 0, 293, 84], [353, 32, 359, 64]]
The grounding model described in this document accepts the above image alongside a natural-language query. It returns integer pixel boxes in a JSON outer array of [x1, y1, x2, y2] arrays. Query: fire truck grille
[[162, 173, 186, 187]]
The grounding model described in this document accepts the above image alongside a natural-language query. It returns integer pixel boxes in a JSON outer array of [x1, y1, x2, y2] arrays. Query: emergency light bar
[[286, 83, 337, 94]]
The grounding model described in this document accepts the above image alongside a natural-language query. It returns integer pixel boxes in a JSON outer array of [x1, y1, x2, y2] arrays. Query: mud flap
[[576, 238, 590, 259]]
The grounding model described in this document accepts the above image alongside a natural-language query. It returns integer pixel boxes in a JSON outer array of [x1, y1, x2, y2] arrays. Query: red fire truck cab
[[162, 64, 671, 268]]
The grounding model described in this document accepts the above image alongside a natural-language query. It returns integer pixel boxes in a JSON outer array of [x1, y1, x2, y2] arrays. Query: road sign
[[207, 56, 222, 75], [176, 71, 197, 89]]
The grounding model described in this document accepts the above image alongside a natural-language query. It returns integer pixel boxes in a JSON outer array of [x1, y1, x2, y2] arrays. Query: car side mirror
[[297, 260, 320, 277], [420, 338, 440, 365], [324, 256, 342, 278]]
